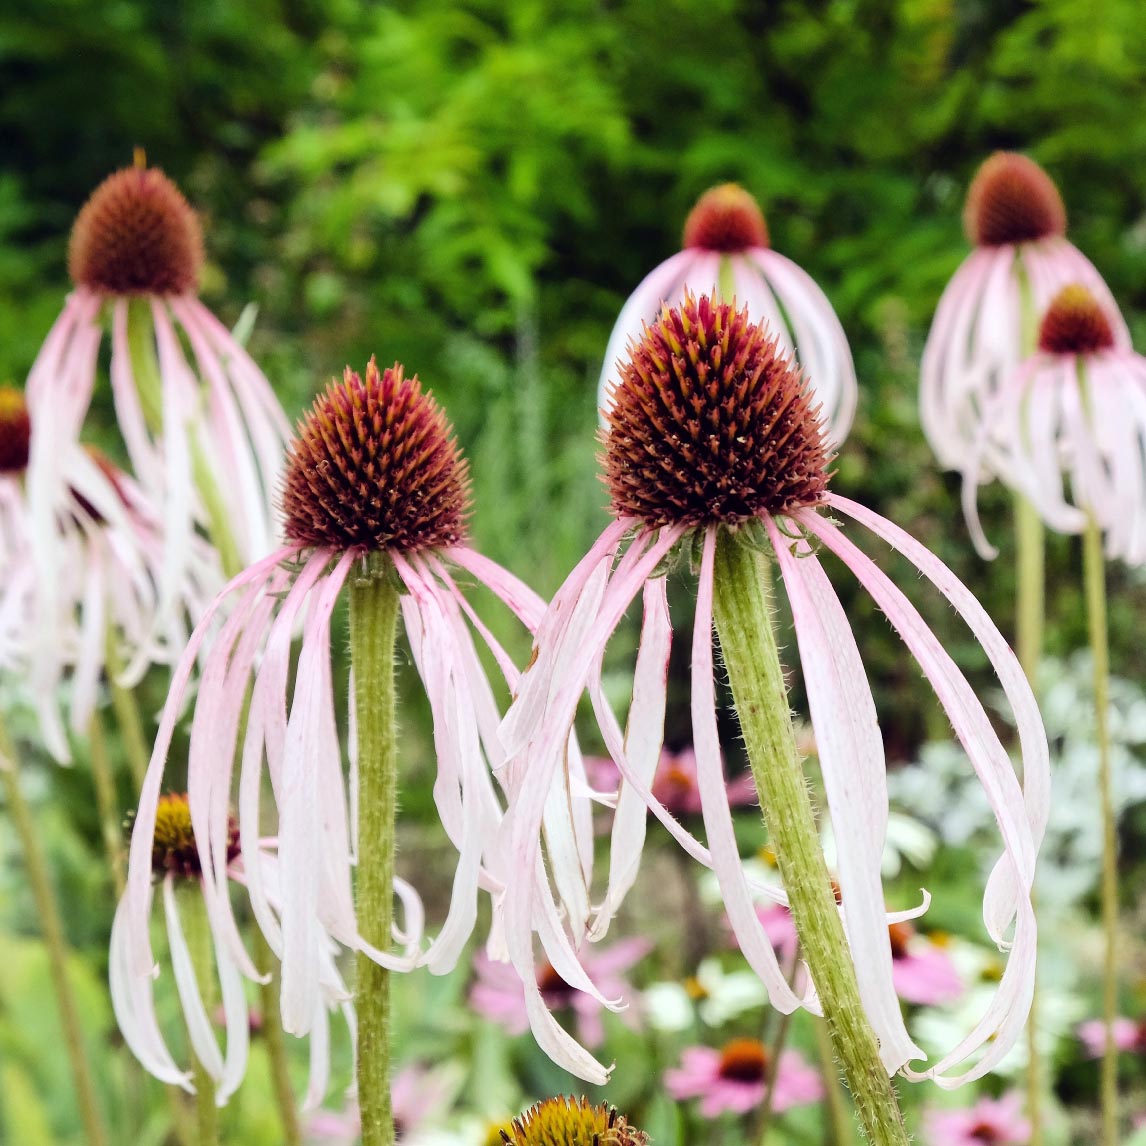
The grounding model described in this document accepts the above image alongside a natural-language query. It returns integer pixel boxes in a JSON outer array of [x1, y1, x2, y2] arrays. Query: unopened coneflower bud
[[682, 183, 769, 252], [68, 164, 204, 296], [963, 151, 1066, 249], [281, 356, 471, 553], [0, 386, 31, 474], [147, 793, 238, 881], [499, 1097, 648, 1146], [603, 292, 829, 527], [1037, 283, 1116, 356]]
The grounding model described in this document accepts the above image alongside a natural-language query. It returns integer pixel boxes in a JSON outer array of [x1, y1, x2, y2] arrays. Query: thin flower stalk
[[500, 294, 1049, 1118]]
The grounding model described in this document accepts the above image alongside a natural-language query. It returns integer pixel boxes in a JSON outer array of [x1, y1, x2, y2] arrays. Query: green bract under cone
[[68, 165, 204, 296], [603, 292, 829, 528], [963, 152, 1066, 249], [281, 357, 471, 554], [1038, 284, 1116, 356], [500, 1098, 648, 1146]]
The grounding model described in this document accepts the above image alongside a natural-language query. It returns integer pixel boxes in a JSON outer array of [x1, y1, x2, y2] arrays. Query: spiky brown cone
[[282, 358, 470, 553], [963, 152, 1066, 248], [0, 387, 31, 474], [499, 1097, 648, 1146], [69, 165, 204, 296], [603, 292, 829, 528], [1038, 284, 1116, 355], [683, 183, 769, 252]]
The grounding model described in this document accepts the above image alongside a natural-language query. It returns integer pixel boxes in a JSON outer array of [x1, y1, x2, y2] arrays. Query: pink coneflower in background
[[120, 358, 599, 1096], [500, 292, 1048, 1087], [889, 922, 964, 1006], [470, 937, 650, 1049], [962, 283, 1146, 563], [922, 151, 1128, 470], [0, 388, 217, 756], [923, 1091, 1031, 1145], [1078, 1016, 1146, 1058], [25, 158, 290, 725], [598, 183, 857, 446], [664, 1037, 823, 1118]]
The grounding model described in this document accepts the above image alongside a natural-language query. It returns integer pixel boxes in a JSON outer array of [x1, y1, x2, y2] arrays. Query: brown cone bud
[[683, 183, 769, 252], [963, 152, 1066, 248], [1038, 284, 1116, 355]]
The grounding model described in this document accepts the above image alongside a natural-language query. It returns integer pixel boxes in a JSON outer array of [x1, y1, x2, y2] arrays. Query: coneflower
[[25, 156, 290, 749], [922, 151, 1128, 470], [502, 293, 1048, 1142], [122, 358, 589, 1145], [499, 1097, 647, 1146], [598, 182, 857, 446]]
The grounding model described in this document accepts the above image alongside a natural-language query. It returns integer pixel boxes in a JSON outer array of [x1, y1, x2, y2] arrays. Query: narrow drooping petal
[[768, 516, 922, 1073]]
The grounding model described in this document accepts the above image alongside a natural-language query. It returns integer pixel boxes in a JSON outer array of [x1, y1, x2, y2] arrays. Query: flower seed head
[[963, 152, 1066, 248], [499, 1097, 648, 1146], [0, 388, 31, 475], [69, 164, 203, 296], [148, 793, 238, 881], [282, 357, 470, 554], [603, 292, 829, 528], [683, 183, 769, 252], [1038, 284, 1116, 355], [718, 1037, 769, 1082]]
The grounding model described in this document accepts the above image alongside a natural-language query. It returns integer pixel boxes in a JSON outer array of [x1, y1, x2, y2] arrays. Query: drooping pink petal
[[768, 515, 921, 1073]]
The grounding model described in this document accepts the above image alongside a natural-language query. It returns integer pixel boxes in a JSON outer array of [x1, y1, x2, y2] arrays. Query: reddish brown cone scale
[[0, 388, 32, 475], [1038, 284, 1116, 355], [282, 358, 470, 553], [69, 165, 204, 296], [683, 183, 769, 252], [603, 293, 829, 528], [963, 152, 1066, 248]]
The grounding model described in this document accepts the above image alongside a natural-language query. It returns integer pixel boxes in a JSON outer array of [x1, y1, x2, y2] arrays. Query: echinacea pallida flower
[[501, 292, 1048, 1088], [963, 283, 1146, 564], [110, 793, 353, 1108], [121, 358, 596, 1093], [25, 159, 290, 722], [598, 183, 857, 447], [0, 387, 217, 756], [922, 151, 1129, 470], [499, 1097, 647, 1146]]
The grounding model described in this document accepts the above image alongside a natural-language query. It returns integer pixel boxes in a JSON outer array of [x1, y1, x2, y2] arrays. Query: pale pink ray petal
[[591, 576, 671, 939], [597, 250, 699, 414], [108, 896, 194, 1092], [692, 526, 810, 1017], [768, 516, 921, 1073], [110, 300, 163, 489], [68, 534, 107, 738], [215, 926, 252, 1104], [124, 547, 297, 976], [163, 876, 227, 1083]]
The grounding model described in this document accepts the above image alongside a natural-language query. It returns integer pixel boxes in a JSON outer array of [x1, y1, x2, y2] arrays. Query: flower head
[[0, 387, 32, 474], [282, 359, 469, 552], [961, 282, 1146, 563], [603, 293, 828, 527], [599, 184, 856, 447], [499, 1097, 647, 1146], [68, 163, 204, 296], [26, 162, 291, 758], [922, 151, 1128, 471], [923, 1091, 1031, 1145], [664, 1038, 823, 1118], [502, 294, 1048, 1087], [683, 183, 769, 252], [963, 152, 1066, 248], [887, 922, 963, 1006], [119, 358, 578, 1104]]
